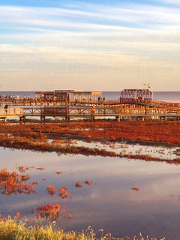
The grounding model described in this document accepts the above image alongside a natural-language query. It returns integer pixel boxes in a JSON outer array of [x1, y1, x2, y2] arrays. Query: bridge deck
[[0, 105, 180, 121]]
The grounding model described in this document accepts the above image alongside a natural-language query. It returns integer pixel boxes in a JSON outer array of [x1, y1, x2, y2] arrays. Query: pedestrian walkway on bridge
[[0, 103, 180, 122]]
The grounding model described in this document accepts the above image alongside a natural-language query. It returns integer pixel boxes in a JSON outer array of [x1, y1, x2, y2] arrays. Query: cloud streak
[[0, 0, 180, 90], [0, 2, 180, 33]]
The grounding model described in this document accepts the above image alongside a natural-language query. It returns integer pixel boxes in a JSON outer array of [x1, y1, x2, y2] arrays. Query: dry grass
[[0, 216, 165, 240]]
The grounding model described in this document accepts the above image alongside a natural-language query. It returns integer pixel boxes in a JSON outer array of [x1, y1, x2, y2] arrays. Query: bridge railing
[[0, 108, 23, 116], [0, 105, 180, 120], [23, 107, 42, 116]]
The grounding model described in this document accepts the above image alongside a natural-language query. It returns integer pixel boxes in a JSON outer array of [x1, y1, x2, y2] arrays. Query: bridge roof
[[122, 89, 152, 92]]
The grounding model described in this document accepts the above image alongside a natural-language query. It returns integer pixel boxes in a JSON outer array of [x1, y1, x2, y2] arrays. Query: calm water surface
[[1, 145, 180, 240]]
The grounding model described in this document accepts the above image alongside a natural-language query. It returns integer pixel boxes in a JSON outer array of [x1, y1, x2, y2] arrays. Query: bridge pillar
[[160, 116, 166, 121], [65, 115, 70, 121], [40, 116, 46, 123], [116, 116, 120, 121], [20, 116, 23, 122], [91, 115, 94, 121]]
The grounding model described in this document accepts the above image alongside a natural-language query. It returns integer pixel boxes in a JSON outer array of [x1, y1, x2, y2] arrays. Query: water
[[1, 141, 180, 240], [0, 91, 180, 101]]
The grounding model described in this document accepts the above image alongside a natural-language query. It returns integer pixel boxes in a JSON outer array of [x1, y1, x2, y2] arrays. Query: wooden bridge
[[0, 104, 180, 122], [0, 108, 23, 121]]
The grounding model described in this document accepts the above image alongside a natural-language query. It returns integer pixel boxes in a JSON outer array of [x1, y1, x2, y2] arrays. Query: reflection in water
[[35, 203, 70, 221], [47, 185, 56, 195], [51, 138, 180, 161], [36, 203, 61, 221], [0, 168, 37, 195], [1, 146, 180, 239]]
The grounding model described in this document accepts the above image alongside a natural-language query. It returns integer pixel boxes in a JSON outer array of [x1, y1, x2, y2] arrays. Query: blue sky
[[0, 0, 180, 91]]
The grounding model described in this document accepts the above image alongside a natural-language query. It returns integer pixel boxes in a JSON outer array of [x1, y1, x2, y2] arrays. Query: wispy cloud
[[0, 2, 180, 57], [154, 0, 180, 5], [0, 1, 180, 90], [0, 2, 180, 34]]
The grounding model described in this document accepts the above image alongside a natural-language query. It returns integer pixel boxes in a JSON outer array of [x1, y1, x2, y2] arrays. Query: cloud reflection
[[1, 147, 180, 238]]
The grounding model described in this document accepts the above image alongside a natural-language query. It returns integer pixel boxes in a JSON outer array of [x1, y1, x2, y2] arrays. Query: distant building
[[120, 89, 153, 103]]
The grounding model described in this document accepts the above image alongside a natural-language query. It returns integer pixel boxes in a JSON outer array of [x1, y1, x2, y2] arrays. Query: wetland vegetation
[[0, 120, 180, 165], [0, 218, 160, 240], [1, 120, 180, 239]]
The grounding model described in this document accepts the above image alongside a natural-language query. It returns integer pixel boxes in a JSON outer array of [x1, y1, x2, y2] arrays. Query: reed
[[0, 217, 163, 240]]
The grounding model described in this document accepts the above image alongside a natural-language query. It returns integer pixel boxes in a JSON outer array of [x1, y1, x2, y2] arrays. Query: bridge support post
[[20, 116, 23, 123], [116, 116, 120, 121], [40, 116, 45, 123], [91, 114, 94, 121], [65, 115, 70, 121], [65, 100, 70, 121], [160, 116, 167, 121]]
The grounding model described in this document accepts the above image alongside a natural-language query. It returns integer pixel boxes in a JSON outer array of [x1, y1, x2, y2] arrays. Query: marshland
[[1, 119, 180, 240]]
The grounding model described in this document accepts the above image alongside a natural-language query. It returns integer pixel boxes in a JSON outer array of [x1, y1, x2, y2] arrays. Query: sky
[[0, 0, 180, 91]]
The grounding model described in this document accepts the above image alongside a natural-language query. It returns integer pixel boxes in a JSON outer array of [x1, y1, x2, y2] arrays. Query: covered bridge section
[[120, 89, 153, 104], [35, 90, 102, 103]]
